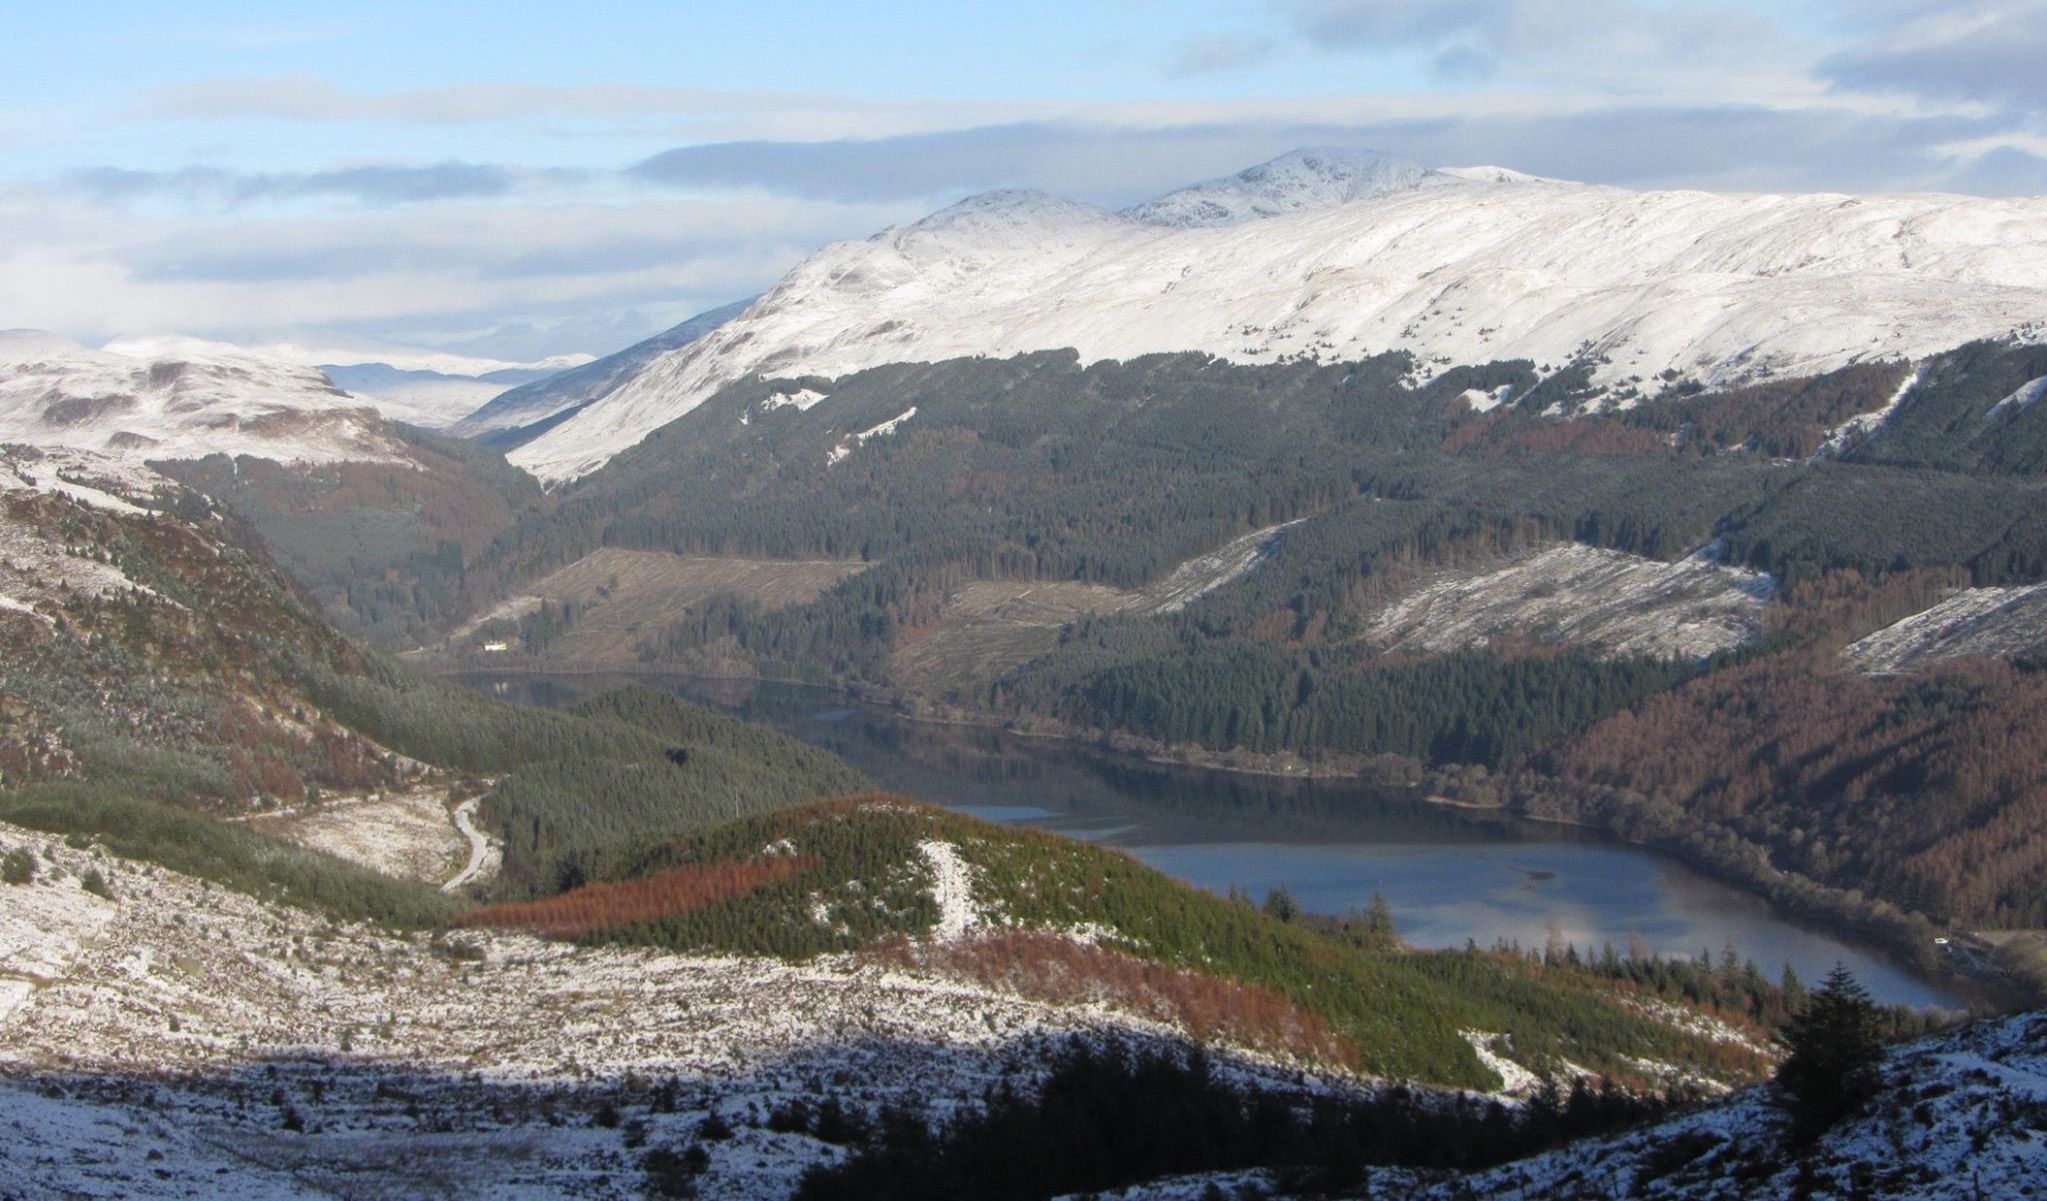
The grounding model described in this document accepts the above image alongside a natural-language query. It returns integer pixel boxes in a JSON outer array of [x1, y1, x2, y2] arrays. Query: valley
[[8, 124, 2047, 1200], [462, 671, 1978, 1011]]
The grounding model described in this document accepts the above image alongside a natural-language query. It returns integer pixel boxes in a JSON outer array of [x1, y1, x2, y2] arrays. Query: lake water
[[462, 672, 1973, 1009]]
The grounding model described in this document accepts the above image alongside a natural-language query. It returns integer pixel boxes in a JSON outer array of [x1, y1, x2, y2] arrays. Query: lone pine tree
[[1776, 965, 1884, 1141]]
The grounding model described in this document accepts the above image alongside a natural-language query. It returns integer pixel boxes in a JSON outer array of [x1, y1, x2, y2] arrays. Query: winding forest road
[[443, 799, 491, 893]]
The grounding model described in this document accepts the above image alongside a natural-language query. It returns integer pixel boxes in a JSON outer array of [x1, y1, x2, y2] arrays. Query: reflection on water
[[462, 672, 1971, 1009]]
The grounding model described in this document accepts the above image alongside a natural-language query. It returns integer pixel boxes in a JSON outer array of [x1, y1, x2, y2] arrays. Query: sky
[[2, 0, 2043, 370]]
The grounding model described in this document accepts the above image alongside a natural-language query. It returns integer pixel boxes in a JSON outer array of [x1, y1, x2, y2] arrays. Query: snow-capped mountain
[[0, 331, 415, 465], [1123, 147, 1450, 227], [502, 149, 2047, 484], [451, 298, 753, 443]]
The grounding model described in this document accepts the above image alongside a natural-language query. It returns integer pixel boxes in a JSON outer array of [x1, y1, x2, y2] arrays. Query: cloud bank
[[5, 0, 2044, 366]]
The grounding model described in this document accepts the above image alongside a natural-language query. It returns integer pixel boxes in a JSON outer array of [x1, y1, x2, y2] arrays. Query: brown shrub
[[868, 930, 1358, 1069], [460, 855, 814, 939]]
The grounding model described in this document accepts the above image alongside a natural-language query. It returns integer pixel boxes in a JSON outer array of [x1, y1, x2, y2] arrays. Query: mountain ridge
[[0, 331, 426, 464], [501, 149, 2047, 483]]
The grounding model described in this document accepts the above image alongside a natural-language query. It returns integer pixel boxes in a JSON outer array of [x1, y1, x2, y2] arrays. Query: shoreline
[[438, 663, 2018, 1010]]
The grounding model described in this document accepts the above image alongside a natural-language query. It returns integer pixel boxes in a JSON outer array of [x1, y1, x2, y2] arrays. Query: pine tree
[[1777, 965, 1883, 1141], [1365, 892, 1398, 949]]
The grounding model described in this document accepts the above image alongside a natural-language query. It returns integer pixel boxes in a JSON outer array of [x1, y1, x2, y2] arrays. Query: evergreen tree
[[1365, 892, 1398, 949], [1776, 965, 1883, 1140]]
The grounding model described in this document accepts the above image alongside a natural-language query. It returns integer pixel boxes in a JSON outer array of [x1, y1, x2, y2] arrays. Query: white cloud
[[6, 1, 2042, 364], [0, 182, 923, 361]]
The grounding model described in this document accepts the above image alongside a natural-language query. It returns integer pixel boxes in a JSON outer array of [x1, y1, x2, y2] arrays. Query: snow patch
[[760, 386, 828, 413], [1462, 1030, 1541, 1096], [1147, 520, 1298, 614], [1985, 375, 2047, 421], [1459, 385, 1515, 413], [1368, 541, 1775, 660], [0, 592, 49, 624], [917, 839, 980, 941], [1843, 582, 2047, 674], [1818, 366, 1920, 456], [826, 406, 918, 466]]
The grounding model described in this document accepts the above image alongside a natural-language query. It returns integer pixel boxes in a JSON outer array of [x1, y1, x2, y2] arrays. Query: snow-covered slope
[[507, 150, 2047, 483], [452, 298, 752, 442], [1385, 1011, 2047, 1201], [1101, 1011, 2047, 1201], [1843, 583, 2047, 674], [0, 818, 1333, 1200], [0, 331, 409, 465], [1367, 542, 1777, 661], [1123, 147, 1451, 228]]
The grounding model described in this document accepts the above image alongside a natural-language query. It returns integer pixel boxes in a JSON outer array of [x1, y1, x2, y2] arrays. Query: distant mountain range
[[0, 330, 411, 465], [316, 361, 563, 429]]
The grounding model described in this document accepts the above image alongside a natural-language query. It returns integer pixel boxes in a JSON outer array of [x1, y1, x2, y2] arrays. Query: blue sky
[[3, 1, 2042, 367]]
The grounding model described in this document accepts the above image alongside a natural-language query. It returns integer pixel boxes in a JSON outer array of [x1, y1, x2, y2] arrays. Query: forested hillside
[[158, 424, 546, 644], [413, 340, 2047, 997], [460, 794, 1829, 1090], [0, 451, 863, 922]]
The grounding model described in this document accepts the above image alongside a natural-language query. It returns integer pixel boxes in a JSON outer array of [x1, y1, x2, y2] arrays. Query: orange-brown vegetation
[[1767, 566, 1973, 646], [1639, 363, 1912, 458], [1542, 651, 2047, 927], [460, 854, 815, 939], [867, 930, 1359, 1068]]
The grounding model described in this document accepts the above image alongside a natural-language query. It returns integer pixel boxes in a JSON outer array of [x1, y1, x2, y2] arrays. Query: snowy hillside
[[452, 298, 752, 441], [506, 150, 2047, 482], [0, 818, 1334, 1200], [1843, 583, 2047, 674], [1123, 147, 1453, 228], [1380, 1010, 2047, 1201], [1056, 1012, 2047, 1201], [0, 331, 410, 465], [1367, 542, 1776, 661]]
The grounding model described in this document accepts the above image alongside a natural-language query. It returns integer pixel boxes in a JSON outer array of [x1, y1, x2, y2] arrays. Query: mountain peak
[[1122, 147, 1440, 228], [0, 329, 96, 365], [898, 188, 1121, 239]]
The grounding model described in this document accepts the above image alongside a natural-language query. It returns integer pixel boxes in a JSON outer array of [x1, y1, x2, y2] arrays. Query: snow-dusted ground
[[245, 785, 484, 888], [1843, 583, 2047, 674], [1145, 520, 1298, 614], [0, 330, 410, 466], [1366, 542, 1776, 660], [915, 840, 981, 940], [507, 147, 2047, 481], [1818, 366, 1921, 456], [1379, 1012, 2047, 1200], [825, 405, 917, 466], [0, 820, 1340, 1199], [0, 448, 179, 615]]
